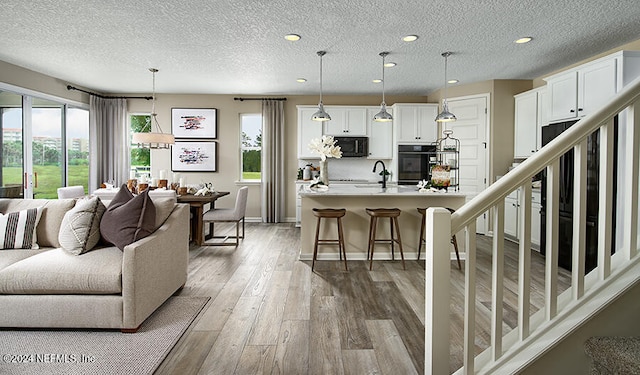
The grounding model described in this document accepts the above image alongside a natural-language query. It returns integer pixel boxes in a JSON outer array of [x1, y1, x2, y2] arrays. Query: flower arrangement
[[308, 135, 342, 160]]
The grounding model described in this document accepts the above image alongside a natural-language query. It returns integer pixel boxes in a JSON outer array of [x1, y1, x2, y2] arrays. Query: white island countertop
[[298, 184, 470, 197]]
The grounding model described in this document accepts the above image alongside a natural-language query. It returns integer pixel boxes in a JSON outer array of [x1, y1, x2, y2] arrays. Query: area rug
[[0, 296, 209, 375]]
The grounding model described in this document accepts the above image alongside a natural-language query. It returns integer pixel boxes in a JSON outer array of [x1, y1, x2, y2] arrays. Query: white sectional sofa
[[0, 196, 189, 332]]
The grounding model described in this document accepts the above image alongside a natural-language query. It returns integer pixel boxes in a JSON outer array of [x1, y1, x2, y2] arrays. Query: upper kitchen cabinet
[[366, 107, 393, 159], [323, 106, 367, 136], [514, 87, 547, 158], [545, 51, 640, 123], [297, 106, 324, 159], [392, 103, 439, 143]]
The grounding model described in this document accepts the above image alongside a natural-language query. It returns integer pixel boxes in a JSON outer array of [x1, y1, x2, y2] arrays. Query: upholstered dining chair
[[57, 185, 85, 199], [202, 186, 248, 246]]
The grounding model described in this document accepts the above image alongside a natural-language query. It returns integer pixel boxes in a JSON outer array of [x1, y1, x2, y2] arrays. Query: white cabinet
[[504, 191, 519, 239], [323, 107, 367, 136], [503, 189, 542, 249], [531, 190, 542, 249], [545, 51, 640, 122], [297, 106, 324, 159], [392, 104, 439, 143], [367, 107, 393, 159], [514, 87, 547, 158]]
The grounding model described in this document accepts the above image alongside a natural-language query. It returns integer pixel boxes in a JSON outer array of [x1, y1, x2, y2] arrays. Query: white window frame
[[239, 113, 262, 183]]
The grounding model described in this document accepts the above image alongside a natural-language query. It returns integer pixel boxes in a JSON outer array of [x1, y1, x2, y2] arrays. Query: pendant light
[[373, 52, 393, 122], [132, 68, 175, 149], [311, 51, 331, 121], [435, 52, 457, 123]]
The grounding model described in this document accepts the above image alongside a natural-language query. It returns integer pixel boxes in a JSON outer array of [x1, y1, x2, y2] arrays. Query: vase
[[320, 159, 329, 185]]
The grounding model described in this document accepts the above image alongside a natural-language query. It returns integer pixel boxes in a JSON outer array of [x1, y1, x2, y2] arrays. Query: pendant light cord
[[149, 68, 165, 134], [442, 52, 451, 105], [381, 53, 386, 104], [318, 51, 326, 105]]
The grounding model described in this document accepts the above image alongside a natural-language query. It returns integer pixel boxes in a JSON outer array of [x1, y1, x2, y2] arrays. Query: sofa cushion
[[0, 247, 123, 294], [100, 186, 156, 251], [0, 207, 43, 249], [59, 196, 107, 255], [0, 249, 50, 271], [0, 199, 76, 248]]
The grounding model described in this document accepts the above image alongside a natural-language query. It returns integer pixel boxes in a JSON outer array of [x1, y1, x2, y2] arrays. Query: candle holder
[[127, 179, 137, 194], [137, 183, 149, 193], [158, 179, 168, 188]]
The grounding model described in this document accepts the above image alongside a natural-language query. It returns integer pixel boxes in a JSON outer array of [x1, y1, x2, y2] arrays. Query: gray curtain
[[261, 100, 285, 222], [89, 96, 128, 192]]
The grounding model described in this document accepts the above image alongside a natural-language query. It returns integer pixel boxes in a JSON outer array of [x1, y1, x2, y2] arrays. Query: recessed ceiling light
[[402, 35, 419, 42], [448, 79, 459, 84], [284, 34, 301, 41], [372, 79, 382, 83], [515, 37, 533, 44], [384, 62, 397, 68], [296, 78, 307, 83]]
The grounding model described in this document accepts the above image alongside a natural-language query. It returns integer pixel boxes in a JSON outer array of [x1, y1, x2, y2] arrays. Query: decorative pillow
[[0, 207, 43, 249], [58, 196, 107, 255], [100, 185, 156, 251]]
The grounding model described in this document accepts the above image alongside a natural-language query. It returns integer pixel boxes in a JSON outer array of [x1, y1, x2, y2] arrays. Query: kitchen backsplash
[[298, 158, 392, 182]]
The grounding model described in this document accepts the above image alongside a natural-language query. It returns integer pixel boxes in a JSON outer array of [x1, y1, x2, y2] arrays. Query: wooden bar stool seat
[[417, 207, 461, 270], [365, 208, 405, 271], [312, 208, 348, 271]]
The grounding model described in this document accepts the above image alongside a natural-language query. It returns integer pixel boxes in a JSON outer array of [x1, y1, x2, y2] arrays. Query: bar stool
[[365, 208, 405, 271], [312, 208, 348, 271], [417, 207, 461, 270]]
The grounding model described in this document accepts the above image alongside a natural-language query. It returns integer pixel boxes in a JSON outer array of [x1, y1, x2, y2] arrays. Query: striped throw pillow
[[0, 207, 43, 249]]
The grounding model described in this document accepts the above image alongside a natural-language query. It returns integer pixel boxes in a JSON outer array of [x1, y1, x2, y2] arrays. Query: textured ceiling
[[1, 0, 639, 96]]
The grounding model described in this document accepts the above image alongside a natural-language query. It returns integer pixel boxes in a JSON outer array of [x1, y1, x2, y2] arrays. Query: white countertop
[[298, 184, 469, 197]]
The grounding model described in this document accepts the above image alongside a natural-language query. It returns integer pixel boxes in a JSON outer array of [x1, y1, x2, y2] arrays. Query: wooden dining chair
[[202, 186, 248, 246]]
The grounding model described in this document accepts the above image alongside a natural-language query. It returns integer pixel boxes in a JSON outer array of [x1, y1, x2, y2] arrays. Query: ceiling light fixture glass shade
[[373, 51, 393, 122], [435, 52, 457, 123], [132, 68, 175, 149], [311, 51, 331, 122]]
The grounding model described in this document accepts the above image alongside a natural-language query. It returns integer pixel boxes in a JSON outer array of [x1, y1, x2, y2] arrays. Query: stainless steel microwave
[[334, 136, 368, 157]]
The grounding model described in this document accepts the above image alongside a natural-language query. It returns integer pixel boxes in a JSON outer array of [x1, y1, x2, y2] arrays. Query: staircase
[[424, 76, 640, 374]]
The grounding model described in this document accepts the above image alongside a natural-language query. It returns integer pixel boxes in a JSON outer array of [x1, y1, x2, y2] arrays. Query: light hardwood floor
[[155, 223, 570, 374]]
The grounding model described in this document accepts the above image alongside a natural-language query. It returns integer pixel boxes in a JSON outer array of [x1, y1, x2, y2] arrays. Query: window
[[240, 113, 262, 181], [1, 88, 89, 199], [129, 114, 151, 179]]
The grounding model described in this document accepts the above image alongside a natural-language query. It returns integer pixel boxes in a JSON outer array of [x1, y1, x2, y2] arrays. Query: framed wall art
[[171, 141, 217, 172], [171, 108, 217, 139]]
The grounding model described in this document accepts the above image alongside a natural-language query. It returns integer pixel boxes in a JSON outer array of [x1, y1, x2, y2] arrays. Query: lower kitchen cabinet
[[503, 188, 542, 251]]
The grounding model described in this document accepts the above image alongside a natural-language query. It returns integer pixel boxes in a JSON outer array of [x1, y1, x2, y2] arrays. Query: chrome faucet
[[372, 160, 387, 189]]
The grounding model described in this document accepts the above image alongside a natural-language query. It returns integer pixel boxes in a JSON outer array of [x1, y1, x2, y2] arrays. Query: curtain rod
[[234, 97, 287, 101], [66, 85, 152, 100]]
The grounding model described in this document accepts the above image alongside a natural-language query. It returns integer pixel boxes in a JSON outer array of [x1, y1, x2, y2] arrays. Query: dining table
[[177, 191, 230, 245]]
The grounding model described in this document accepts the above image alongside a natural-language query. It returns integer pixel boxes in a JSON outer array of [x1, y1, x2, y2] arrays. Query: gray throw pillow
[[100, 185, 156, 251], [58, 196, 106, 255]]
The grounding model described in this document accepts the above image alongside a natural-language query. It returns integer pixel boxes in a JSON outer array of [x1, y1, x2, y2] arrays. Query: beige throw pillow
[[58, 196, 106, 255]]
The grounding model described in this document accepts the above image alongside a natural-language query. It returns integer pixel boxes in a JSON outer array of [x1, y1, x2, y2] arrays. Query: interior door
[[443, 95, 489, 234]]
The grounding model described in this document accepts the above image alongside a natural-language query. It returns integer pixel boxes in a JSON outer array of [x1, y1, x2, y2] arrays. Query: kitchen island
[[299, 184, 469, 262]]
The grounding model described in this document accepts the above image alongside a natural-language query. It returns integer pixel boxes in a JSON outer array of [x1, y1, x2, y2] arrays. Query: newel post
[[425, 207, 451, 375]]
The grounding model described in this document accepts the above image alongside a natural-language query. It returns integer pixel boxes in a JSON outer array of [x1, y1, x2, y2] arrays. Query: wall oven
[[397, 144, 437, 185]]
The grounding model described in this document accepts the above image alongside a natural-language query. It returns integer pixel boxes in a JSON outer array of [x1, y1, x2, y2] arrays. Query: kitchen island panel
[[300, 193, 467, 262]]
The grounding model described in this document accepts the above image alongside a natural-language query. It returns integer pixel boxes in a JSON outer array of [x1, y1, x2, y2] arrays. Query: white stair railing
[[425, 75, 640, 374]]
